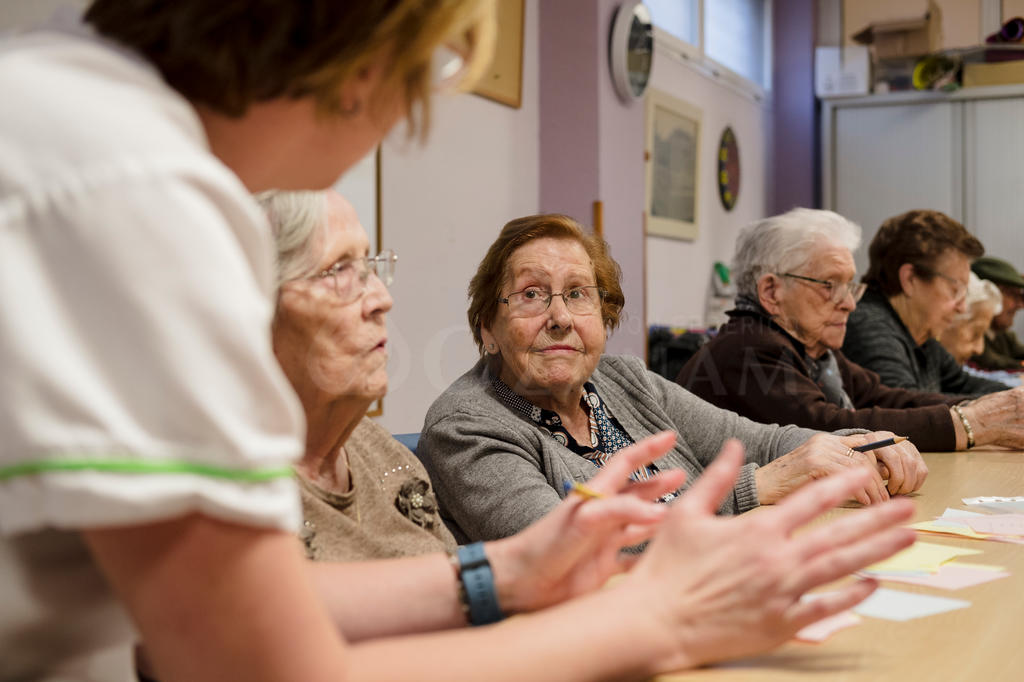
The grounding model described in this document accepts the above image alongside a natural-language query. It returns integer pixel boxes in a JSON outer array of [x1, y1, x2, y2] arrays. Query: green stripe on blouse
[[0, 458, 295, 482]]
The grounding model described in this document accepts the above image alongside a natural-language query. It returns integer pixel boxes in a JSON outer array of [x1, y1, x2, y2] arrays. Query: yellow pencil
[[562, 480, 606, 500]]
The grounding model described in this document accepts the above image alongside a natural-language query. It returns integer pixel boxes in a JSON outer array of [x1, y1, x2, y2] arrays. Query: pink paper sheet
[[963, 514, 1024, 536], [873, 563, 1010, 590]]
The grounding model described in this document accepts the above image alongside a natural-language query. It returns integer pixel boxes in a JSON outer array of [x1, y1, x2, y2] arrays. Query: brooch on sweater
[[395, 477, 439, 529]]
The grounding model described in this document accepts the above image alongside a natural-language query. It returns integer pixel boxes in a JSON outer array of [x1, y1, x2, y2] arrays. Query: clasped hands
[[755, 431, 927, 505]]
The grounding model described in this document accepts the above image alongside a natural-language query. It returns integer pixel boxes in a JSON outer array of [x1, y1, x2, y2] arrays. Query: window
[[705, 0, 768, 89], [646, 0, 699, 45], [645, 0, 771, 94]]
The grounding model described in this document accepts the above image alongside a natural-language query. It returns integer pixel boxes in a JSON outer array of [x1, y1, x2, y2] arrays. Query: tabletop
[[658, 449, 1024, 682]]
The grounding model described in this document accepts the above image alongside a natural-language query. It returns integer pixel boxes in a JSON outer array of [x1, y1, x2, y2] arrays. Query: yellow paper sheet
[[909, 520, 992, 540], [865, 541, 982, 574]]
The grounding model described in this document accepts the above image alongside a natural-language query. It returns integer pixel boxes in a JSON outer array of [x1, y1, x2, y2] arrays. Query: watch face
[[718, 126, 741, 211], [627, 5, 653, 97]]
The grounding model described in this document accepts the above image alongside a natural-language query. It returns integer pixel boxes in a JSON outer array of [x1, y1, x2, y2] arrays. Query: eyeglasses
[[312, 250, 397, 305], [498, 285, 606, 319], [915, 266, 967, 303], [780, 273, 866, 305]]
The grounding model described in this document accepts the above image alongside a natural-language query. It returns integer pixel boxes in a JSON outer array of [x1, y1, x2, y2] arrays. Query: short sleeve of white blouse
[[0, 26, 305, 536]]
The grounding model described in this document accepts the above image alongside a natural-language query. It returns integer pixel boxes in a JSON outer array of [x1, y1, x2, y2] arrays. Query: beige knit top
[[298, 417, 457, 562]]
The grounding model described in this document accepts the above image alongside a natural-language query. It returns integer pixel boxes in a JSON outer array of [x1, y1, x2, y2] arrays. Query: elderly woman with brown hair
[[418, 214, 902, 545], [842, 209, 1007, 397]]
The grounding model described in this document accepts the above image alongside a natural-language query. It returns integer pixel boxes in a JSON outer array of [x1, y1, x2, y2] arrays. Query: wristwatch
[[450, 542, 504, 626]]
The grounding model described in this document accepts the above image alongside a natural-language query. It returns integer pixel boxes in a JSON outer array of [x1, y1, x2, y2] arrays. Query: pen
[[562, 480, 605, 500], [852, 435, 909, 453]]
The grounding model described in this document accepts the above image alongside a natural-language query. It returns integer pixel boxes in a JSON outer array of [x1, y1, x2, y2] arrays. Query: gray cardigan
[[418, 354, 822, 543]]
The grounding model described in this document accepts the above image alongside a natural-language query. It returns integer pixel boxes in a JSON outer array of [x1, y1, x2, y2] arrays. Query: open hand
[[626, 439, 915, 672], [489, 431, 686, 613]]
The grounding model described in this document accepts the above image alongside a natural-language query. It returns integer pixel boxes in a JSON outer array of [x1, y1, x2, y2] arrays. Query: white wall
[[376, 0, 540, 433], [644, 50, 769, 328], [0, 0, 86, 30]]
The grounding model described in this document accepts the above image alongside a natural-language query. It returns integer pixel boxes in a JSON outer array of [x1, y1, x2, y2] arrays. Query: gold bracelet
[[952, 403, 975, 449]]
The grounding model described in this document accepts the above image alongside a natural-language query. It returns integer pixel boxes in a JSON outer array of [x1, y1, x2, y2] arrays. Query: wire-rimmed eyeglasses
[[498, 285, 606, 318], [913, 265, 968, 303], [312, 250, 397, 305], [780, 273, 866, 305]]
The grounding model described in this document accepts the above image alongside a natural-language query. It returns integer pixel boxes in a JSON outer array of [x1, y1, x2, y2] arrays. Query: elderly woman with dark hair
[[418, 214, 901, 545], [842, 209, 1006, 397], [678, 208, 1024, 462]]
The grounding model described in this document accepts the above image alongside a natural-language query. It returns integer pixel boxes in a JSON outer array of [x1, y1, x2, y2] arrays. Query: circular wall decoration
[[609, 2, 653, 101], [717, 126, 740, 211]]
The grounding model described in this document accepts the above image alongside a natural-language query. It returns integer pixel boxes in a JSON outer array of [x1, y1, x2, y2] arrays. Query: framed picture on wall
[[645, 89, 702, 241], [472, 0, 525, 108], [332, 147, 384, 417]]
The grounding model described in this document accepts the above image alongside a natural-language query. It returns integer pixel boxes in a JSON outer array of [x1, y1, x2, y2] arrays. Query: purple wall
[[539, 0, 647, 357], [539, 1, 600, 224], [770, 0, 818, 214]]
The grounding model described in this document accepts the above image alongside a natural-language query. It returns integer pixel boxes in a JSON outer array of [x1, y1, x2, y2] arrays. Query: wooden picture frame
[[472, 0, 525, 108], [645, 89, 702, 241], [332, 147, 384, 417]]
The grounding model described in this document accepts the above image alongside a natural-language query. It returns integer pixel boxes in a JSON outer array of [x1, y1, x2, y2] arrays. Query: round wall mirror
[[609, 2, 653, 101]]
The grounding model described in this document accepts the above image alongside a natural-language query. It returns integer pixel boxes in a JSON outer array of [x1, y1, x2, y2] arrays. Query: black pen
[[852, 435, 909, 452]]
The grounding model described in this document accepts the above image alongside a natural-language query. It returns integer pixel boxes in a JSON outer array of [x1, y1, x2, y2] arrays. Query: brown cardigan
[[676, 311, 959, 451]]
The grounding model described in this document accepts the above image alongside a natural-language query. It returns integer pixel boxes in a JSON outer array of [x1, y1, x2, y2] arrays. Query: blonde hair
[[86, 0, 496, 138]]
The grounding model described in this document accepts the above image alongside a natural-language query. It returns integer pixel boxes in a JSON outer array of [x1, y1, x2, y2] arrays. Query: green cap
[[972, 256, 1024, 289]]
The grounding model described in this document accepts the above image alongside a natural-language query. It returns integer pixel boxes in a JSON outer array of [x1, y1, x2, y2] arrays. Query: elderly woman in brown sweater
[[679, 208, 1024, 467]]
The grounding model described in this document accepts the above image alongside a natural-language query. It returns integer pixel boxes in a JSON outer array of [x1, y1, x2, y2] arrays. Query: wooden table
[[659, 449, 1024, 682]]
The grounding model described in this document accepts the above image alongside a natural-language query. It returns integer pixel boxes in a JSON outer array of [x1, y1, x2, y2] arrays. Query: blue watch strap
[[456, 542, 504, 626]]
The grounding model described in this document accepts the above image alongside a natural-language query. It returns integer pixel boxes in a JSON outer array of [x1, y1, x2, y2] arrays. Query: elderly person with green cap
[[970, 256, 1024, 370]]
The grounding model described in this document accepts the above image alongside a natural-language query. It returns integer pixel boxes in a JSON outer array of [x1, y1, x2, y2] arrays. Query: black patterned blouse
[[491, 376, 658, 483]]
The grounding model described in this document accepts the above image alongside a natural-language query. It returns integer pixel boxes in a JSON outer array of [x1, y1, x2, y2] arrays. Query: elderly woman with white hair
[[258, 189, 461, 561], [679, 208, 1024, 463], [939, 273, 1003, 366]]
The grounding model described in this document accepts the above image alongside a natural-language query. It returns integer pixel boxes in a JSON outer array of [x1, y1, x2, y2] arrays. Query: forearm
[[310, 536, 542, 641], [347, 583, 673, 682], [90, 515, 677, 682], [308, 553, 465, 640]]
